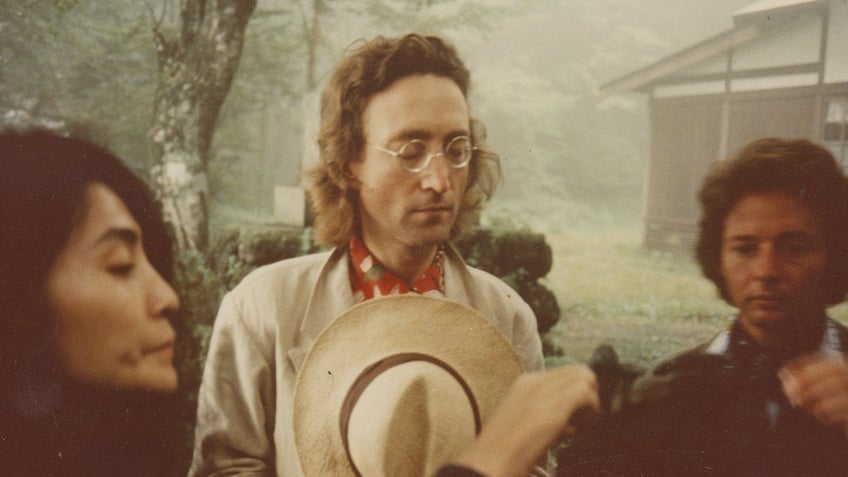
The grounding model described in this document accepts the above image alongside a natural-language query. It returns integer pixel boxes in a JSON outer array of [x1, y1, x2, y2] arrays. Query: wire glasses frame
[[367, 136, 475, 173]]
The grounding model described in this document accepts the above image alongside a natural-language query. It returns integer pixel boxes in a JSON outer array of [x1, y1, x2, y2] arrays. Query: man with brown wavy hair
[[308, 34, 501, 249], [558, 138, 848, 476], [190, 33, 562, 476]]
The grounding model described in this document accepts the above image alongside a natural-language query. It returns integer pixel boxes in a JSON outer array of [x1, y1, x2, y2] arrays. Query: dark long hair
[[0, 128, 174, 381], [0, 128, 181, 475]]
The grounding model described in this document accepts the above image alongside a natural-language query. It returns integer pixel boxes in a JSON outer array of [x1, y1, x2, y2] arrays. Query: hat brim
[[294, 295, 524, 476]]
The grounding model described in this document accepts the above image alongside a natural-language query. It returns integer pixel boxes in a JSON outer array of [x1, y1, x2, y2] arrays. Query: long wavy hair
[[308, 33, 501, 247], [696, 137, 848, 305]]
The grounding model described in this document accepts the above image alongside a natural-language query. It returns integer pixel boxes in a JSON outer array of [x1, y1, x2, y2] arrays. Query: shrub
[[454, 227, 561, 336], [208, 226, 321, 289], [171, 249, 225, 473]]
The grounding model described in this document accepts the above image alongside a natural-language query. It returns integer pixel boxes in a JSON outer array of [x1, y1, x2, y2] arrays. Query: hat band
[[339, 352, 482, 477]]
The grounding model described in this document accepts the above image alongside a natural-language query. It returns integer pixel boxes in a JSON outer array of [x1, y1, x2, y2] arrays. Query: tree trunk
[[149, 0, 257, 252]]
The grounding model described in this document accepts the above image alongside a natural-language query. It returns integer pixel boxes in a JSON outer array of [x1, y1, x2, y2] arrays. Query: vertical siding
[[645, 97, 722, 253], [825, 0, 848, 83], [727, 90, 816, 152]]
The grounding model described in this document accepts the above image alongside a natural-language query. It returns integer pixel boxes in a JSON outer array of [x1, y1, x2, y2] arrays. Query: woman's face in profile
[[45, 182, 180, 392]]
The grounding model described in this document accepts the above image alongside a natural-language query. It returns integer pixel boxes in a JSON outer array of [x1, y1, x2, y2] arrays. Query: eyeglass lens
[[397, 136, 471, 170]]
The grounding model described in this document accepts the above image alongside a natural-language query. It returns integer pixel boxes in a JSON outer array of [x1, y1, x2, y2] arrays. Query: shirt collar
[[705, 315, 842, 366], [348, 235, 445, 303]]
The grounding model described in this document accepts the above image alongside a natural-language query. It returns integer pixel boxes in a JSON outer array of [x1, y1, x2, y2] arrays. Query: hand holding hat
[[450, 365, 600, 477]]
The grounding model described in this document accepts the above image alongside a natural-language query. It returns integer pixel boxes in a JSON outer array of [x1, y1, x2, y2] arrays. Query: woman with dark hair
[[0, 129, 182, 476]]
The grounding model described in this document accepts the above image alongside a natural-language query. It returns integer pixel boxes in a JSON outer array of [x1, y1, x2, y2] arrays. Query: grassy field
[[540, 223, 848, 369]]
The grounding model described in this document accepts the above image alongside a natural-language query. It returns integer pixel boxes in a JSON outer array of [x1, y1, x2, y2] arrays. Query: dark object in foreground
[[558, 335, 848, 476]]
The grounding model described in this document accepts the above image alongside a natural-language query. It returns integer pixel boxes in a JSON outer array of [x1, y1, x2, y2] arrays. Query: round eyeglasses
[[367, 136, 474, 173]]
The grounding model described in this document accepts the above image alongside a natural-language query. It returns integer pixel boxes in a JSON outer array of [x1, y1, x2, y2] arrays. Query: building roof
[[600, 0, 826, 96], [733, 0, 821, 24]]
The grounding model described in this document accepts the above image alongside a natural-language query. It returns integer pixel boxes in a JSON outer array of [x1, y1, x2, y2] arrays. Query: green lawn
[[541, 224, 848, 369]]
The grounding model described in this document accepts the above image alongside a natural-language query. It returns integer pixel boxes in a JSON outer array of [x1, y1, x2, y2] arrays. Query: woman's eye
[[107, 264, 135, 276]]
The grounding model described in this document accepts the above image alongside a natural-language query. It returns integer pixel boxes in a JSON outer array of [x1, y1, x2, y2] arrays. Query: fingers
[[493, 365, 598, 440], [450, 365, 600, 477], [780, 354, 848, 429], [546, 366, 600, 437], [547, 364, 601, 418]]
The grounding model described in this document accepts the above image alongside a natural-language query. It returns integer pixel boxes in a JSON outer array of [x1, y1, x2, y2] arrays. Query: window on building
[[824, 98, 848, 168]]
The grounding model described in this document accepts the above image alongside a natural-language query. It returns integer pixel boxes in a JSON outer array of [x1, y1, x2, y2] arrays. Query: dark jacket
[[1, 379, 184, 477], [558, 318, 848, 476]]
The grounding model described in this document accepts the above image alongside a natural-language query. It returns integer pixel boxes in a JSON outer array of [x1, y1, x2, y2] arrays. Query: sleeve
[[512, 298, 545, 372], [188, 292, 276, 476]]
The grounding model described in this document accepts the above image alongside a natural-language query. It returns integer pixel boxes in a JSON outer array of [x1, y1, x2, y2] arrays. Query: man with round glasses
[[368, 135, 475, 173], [190, 33, 597, 476]]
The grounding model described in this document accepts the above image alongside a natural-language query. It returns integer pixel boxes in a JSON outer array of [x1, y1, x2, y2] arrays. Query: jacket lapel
[[287, 244, 487, 373], [288, 247, 356, 373], [443, 245, 494, 319]]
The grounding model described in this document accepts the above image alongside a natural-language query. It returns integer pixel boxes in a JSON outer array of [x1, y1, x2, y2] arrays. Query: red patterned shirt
[[348, 235, 445, 303]]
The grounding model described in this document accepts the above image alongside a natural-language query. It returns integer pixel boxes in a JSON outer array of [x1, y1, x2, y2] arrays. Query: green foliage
[[454, 228, 552, 280], [171, 249, 225, 472], [0, 2, 157, 171], [518, 281, 560, 336], [454, 227, 561, 336], [209, 225, 323, 289], [543, 224, 735, 369], [1, 0, 756, 230]]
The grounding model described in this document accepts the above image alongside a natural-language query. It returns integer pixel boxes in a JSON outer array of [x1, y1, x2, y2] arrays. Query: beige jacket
[[189, 246, 544, 476]]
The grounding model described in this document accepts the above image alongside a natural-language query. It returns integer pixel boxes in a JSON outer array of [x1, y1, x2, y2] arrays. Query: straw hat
[[293, 295, 524, 477]]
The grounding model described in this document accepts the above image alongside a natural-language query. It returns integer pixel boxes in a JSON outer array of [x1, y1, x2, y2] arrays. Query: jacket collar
[[288, 247, 355, 372], [705, 316, 844, 360], [288, 244, 483, 373]]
